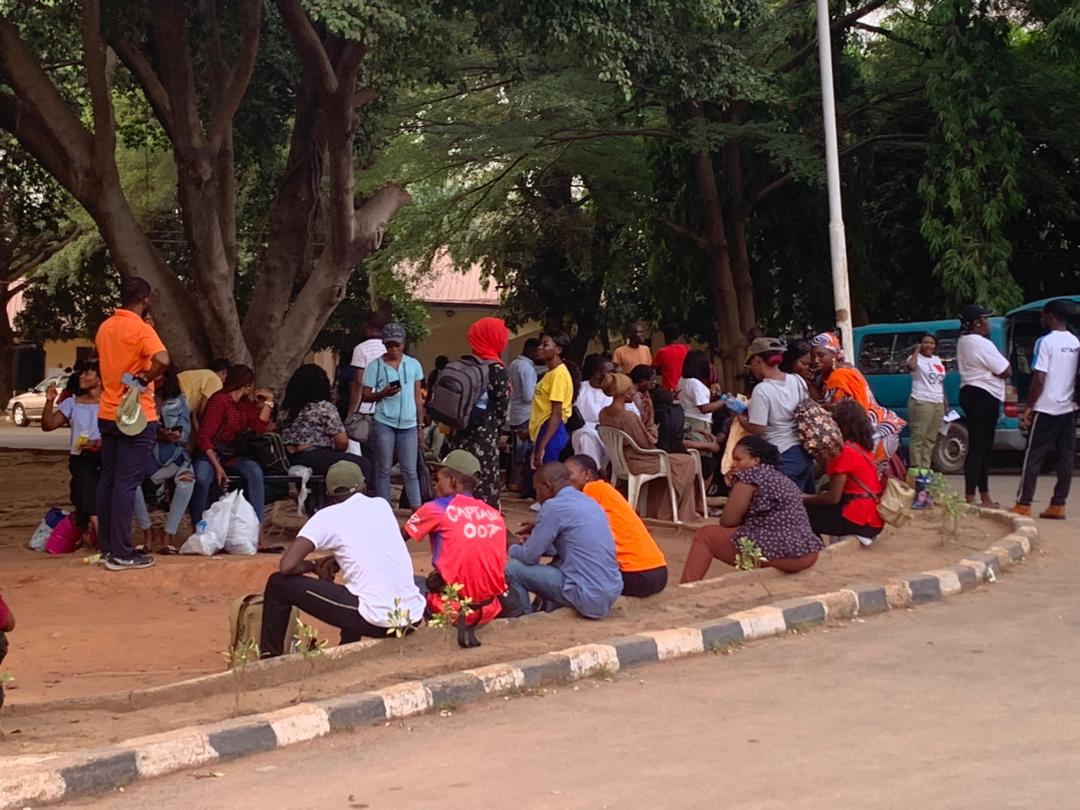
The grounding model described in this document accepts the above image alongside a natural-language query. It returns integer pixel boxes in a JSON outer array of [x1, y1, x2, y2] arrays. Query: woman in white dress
[[572, 354, 615, 467]]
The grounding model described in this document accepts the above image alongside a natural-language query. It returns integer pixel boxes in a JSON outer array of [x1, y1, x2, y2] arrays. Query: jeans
[[504, 558, 572, 614], [779, 445, 816, 494], [1017, 411, 1077, 506], [190, 455, 266, 524], [372, 420, 421, 508], [133, 464, 196, 536], [907, 397, 945, 470], [96, 419, 157, 559], [259, 573, 390, 657]]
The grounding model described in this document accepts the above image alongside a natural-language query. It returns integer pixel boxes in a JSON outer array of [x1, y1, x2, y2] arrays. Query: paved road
[[0, 422, 68, 451], [74, 478, 1077, 810]]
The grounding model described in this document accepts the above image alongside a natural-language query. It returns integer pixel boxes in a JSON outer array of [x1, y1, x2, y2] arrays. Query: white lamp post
[[815, 0, 854, 355]]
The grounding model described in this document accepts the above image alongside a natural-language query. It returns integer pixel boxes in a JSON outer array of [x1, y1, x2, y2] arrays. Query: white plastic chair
[[598, 425, 681, 524], [686, 448, 709, 520]]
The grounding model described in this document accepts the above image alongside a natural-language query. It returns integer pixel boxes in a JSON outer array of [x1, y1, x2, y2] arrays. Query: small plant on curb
[[427, 583, 474, 652], [385, 597, 414, 658], [294, 619, 326, 704], [222, 638, 260, 717], [0, 673, 12, 735], [929, 473, 971, 546], [735, 536, 771, 595]]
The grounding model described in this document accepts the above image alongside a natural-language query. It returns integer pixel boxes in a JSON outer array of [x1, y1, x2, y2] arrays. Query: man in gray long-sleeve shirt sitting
[[505, 462, 623, 619]]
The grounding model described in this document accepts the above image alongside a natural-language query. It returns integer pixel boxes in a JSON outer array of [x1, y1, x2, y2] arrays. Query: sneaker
[[1039, 504, 1067, 520], [1009, 503, 1032, 517], [104, 552, 156, 571]]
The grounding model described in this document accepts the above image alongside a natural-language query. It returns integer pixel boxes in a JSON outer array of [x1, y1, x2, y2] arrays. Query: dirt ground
[[0, 448, 1008, 754]]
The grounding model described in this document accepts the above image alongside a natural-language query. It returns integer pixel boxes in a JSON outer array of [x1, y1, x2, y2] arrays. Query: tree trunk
[[720, 110, 757, 335], [0, 284, 15, 409]]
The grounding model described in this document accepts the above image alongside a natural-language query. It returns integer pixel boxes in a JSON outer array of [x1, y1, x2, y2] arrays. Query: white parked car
[[8, 374, 70, 427]]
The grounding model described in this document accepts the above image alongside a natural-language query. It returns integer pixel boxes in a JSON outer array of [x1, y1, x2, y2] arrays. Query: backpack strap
[[846, 447, 882, 503]]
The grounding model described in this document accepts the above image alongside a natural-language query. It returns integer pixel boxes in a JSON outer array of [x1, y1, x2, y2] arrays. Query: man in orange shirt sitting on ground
[[95, 277, 170, 571], [565, 454, 668, 597]]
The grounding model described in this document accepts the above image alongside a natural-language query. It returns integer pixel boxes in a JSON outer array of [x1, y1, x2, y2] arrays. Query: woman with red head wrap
[[441, 317, 511, 509]]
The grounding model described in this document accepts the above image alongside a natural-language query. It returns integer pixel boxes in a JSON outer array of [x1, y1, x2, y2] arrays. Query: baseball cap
[[382, 323, 407, 344], [959, 304, 993, 325], [325, 461, 365, 495], [744, 336, 785, 364], [434, 449, 481, 480], [116, 386, 147, 436]]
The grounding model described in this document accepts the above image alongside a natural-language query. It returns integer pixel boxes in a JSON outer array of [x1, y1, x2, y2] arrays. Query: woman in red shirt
[[190, 365, 274, 527], [804, 400, 885, 542]]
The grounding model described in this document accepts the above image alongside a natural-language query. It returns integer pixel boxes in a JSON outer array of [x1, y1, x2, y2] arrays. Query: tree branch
[[6, 226, 82, 283], [275, 0, 339, 96], [778, 0, 890, 73], [111, 39, 175, 139], [656, 216, 706, 249], [207, 0, 262, 153], [853, 21, 930, 54], [81, 0, 118, 169]]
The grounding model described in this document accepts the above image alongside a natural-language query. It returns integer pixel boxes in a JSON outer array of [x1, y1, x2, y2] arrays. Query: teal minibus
[[853, 296, 1080, 473]]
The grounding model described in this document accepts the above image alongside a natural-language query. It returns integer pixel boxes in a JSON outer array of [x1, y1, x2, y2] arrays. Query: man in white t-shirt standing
[[1012, 299, 1079, 520], [259, 461, 425, 657], [347, 312, 389, 418], [741, 337, 814, 493]]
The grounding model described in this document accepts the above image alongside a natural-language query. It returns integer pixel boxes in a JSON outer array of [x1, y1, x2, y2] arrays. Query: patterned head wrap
[[811, 332, 845, 363]]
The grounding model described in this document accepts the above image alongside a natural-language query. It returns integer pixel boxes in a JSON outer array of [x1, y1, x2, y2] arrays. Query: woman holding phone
[[362, 323, 426, 508]]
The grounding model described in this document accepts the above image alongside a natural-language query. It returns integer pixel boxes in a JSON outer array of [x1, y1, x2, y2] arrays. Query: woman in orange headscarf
[[442, 317, 511, 509]]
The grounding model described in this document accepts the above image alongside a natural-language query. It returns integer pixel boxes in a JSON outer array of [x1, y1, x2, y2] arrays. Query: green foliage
[[223, 637, 260, 716], [928, 472, 971, 544], [385, 596, 414, 640], [734, 536, 767, 571], [918, 0, 1026, 312], [426, 582, 474, 629]]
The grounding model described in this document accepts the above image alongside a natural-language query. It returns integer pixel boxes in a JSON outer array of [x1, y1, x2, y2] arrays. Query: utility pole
[[815, 0, 853, 355]]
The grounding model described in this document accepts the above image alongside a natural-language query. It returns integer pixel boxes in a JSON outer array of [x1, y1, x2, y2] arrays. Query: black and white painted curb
[[1, 514, 1039, 808]]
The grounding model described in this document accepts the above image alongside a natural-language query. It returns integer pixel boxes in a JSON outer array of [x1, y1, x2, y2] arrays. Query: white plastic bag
[[288, 464, 313, 517], [225, 492, 260, 555], [180, 490, 236, 555]]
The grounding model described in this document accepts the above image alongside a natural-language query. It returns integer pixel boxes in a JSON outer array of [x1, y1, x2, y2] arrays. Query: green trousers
[[907, 397, 945, 470]]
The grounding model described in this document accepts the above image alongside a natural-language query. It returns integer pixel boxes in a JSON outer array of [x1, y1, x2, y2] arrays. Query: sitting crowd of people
[[35, 280, 908, 666]]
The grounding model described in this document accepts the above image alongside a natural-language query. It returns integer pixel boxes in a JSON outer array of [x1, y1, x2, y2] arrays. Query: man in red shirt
[[95, 277, 170, 571], [403, 450, 508, 646], [652, 323, 691, 392]]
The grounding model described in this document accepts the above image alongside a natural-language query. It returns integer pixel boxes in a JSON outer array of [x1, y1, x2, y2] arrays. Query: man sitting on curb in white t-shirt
[[259, 461, 425, 657]]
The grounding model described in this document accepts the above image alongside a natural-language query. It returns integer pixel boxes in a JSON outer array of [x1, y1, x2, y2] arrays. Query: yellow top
[[528, 363, 574, 440], [178, 369, 224, 416]]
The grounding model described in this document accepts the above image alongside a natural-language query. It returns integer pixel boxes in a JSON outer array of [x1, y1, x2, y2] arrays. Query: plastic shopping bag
[[225, 492, 260, 555], [180, 490, 236, 555]]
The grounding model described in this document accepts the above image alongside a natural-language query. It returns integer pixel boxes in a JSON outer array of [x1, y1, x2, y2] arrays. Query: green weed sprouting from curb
[[428, 583, 474, 652], [735, 537, 770, 596], [294, 619, 326, 703], [385, 597, 414, 657], [929, 473, 971, 546], [0, 673, 12, 735], [222, 638, 259, 717]]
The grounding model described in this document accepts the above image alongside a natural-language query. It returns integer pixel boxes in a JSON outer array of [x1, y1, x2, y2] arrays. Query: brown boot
[[1009, 503, 1032, 517], [1039, 504, 1067, 520]]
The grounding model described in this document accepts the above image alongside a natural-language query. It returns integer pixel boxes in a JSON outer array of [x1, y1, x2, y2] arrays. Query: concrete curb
[[0, 511, 1039, 808]]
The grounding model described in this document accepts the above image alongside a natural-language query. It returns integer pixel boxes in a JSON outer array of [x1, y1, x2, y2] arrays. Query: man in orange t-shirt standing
[[95, 277, 170, 571]]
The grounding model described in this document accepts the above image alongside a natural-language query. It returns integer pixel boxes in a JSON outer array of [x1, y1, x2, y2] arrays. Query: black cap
[[959, 304, 993, 326], [1043, 298, 1073, 320]]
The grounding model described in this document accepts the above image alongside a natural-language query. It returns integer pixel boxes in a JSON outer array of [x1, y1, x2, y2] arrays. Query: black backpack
[[427, 355, 490, 430]]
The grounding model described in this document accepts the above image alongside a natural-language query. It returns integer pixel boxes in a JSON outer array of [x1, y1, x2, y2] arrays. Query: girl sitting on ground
[[803, 400, 885, 544], [680, 435, 822, 583]]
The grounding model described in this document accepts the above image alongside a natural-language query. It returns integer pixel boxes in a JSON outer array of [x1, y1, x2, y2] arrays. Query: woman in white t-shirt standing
[[905, 333, 949, 472], [956, 304, 1011, 506], [740, 337, 815, 493]]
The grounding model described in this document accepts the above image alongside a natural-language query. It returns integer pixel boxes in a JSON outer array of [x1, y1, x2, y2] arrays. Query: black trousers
[[68, 451, 101, 529], [1017, 411, 1077, 506], [960, 386, 1001, 497], [621, 566, 668, 597], [805, 503, 882, 538], [260, 572, 387, 657]]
